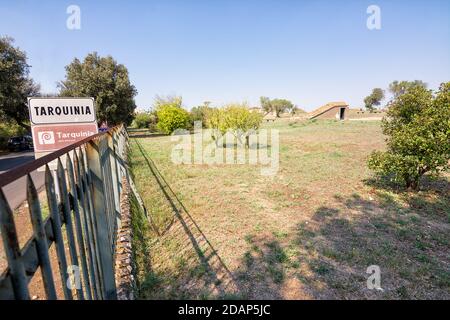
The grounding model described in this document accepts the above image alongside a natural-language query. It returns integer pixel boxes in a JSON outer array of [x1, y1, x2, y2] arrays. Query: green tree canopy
[[190, 101, 214, 128], [0, 36, 40, 130], [155, 96, 190, 134], [368, 82, 450, 189], [388, 80, 427, 98], [206, 103, 263, 146], [132, 112, 157, 129], [58, 52, 137, 125], [259, 97, 294, 117], [364, 88, 385, 112], [260, 96, 272, 114]]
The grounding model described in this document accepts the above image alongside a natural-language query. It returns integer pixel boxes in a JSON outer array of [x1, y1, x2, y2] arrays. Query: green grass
[[129, 119, 450, 300]]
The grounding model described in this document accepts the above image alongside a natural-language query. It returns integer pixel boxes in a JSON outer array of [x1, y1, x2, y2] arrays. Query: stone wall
[[114, 178, 135, 300]]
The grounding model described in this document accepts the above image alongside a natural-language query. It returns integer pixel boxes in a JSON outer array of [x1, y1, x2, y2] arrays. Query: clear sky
[[0, 0, 449, 111]]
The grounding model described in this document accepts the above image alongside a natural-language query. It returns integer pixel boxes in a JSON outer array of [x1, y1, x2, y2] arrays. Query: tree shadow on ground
[[290, 183, 450, 299], [132, 139, 240, 299], [364, 175, 450, 219], [233, 177, 449, 300], [232, 234, 293, 299], [131, 137, 449, 299]]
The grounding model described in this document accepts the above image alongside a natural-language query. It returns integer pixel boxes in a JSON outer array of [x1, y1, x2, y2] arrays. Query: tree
[[368, 82, 450, 190], [291, 105, 306, 115], [271, 99, 294, 117], [132, 112, 156, 129], [260, 96, 272, 114], [388, 80, 427, 98], [364, 88, 385, 112], [0, 36, 40, 131], [190, 103, 213, 128], [206, 103, 263, 147], [259, 97, 294, 117], [58, 52, 137, 125], [154, 94, 182, 110], [156, 98, 190, 134]]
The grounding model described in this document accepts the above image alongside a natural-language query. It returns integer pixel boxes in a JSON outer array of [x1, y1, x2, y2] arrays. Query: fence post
[[0, 190, 30, 300], [86, 139, 117, 300], [108, 130, 121, 228], [26, 175, 57, 300]]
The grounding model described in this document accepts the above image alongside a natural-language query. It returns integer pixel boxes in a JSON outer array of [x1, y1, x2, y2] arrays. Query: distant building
[[309, 102, 349, 120]]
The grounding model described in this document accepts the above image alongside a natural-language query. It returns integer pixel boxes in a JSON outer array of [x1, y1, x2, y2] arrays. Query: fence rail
[[0, 125, 129, 300]]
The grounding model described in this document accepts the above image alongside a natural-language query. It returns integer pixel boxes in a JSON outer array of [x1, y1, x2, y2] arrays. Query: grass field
[[129, 119, 449, 300]]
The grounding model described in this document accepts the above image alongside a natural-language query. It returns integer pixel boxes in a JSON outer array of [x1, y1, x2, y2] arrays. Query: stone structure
[[309, 102, 349, 120]]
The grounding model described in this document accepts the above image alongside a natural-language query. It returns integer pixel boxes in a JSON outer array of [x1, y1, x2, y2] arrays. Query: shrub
[[190, 105, 213, 128], [156, 105, 190, 134], [368, 82, 450, 189], [0, 121, 27, 150], [132, 112, 156, 129], [206, 103, 263, 146]]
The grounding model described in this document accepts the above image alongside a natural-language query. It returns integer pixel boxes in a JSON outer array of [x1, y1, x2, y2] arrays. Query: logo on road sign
[[31, 123, 98, 152], [37, 131, 56, 145]]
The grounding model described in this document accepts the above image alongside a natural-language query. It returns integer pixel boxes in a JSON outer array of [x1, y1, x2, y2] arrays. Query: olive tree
[[259, 97, 293, 117], [206, 103, 263, 147]]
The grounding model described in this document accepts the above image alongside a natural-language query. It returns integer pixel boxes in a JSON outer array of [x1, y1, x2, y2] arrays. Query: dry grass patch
[[129, 120, 449, 300]]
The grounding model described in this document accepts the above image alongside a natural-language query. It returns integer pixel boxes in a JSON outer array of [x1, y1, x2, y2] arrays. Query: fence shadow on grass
[[132, 139, 240, 299]]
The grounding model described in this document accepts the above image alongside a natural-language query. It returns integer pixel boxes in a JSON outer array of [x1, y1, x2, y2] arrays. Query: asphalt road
[[0, 151, 44, 210]]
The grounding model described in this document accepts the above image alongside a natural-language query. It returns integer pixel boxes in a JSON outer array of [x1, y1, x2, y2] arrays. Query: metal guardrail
[[0, 125, 129, 300]]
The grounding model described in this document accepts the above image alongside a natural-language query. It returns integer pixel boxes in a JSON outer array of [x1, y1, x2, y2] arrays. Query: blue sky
[[0, 0, 449, 111]]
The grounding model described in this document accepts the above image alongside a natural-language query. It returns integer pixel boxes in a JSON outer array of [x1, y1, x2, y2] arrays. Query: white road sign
[[28, 97, 99, 171], [28, 97, 96, 124]]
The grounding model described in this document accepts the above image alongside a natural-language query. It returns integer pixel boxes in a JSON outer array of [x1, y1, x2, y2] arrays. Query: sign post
[[28, 97, 99, 172]]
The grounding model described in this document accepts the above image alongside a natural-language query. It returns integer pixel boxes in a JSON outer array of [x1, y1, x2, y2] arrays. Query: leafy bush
[[156, 105, 190, 134], [368, 82, 450, 189], [190, 105, 213, 128], [206, 103, 263, 146], [132, 112, 156, 129], [0, 121, 27, 150]]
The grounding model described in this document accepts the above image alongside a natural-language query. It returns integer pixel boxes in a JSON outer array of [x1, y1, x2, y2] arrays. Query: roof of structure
[[309, 102, 349, 119]]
